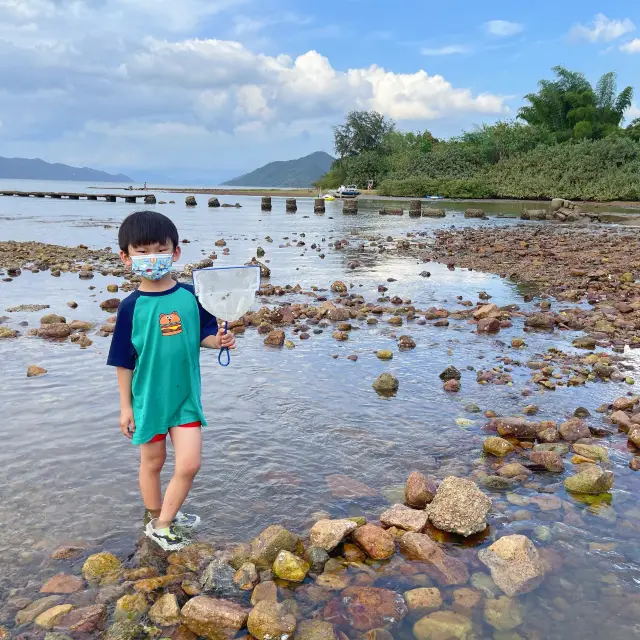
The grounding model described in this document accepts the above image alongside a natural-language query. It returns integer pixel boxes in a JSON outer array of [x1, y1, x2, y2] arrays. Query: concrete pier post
[[409, 200, 422, 217], [314, 198, 325, 213], [261, 196, 272, 211], [343, 199, 358, 215], [286, 198, 297, 212]]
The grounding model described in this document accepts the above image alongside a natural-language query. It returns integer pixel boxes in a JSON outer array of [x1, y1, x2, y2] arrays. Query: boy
[[107, 210, 235, 551]]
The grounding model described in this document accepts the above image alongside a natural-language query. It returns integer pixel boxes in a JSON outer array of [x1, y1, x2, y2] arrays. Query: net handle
[[218, 321, 230, 367]]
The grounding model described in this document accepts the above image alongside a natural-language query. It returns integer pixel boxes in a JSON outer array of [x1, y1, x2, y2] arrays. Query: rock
[[511, 338, 525, 348], [26, 364, 48, 378], [251, 581, 278, 605], [388, 316, 403, 326], [451, 588, 482, 612], [82, 552, 121, 583], [398, 335, 416, 350], [629, 425, 640, 447], [403, 588, 442, 613], [630, 456, 640, 471], [57, 604, 107, 633], [148, 593, 180, 626], [106, 284, 119, 293], [208, 197, 221, 208], [376, 350, 393, 360], [264, 330, 285, 347], [444, 379, 460, 392], [498, 463, 531, 479], [483, 437, 515, 457], [610, 410, 631, 430], [35, 604, 74, 629], [310, 519, 358, 551], [494, 417, 538, 439], [16, 596, 63, 625], [573, 443, 609, 462], [524, 313, 556, 330], [234, 563, 259, 591], [558, 418, 590, 442], [352, 524, 395, 559], [40, 573, 84, 594], [181, 596, 250, 640], [332, 330, 349, 341], [186, 196, 197, 206], [484, 596, 523, 631], [405, 471, 437, 508], [427, 477, 491, 537], [295, 620, 338, 640], [201, 559, 240, 597], [373, 373, 399, 393], [331, 281, 347, 294], [338, 587, 407, 632], [272, 550, 309, 582], [572, 337, 596, 350], [413, 611, 473, 640], [326, 474, 377, 498], [38, 323, 71, 338], [250, 525, 299, 568], [528, 451, 564, 473], [482, 476, 515, 490], [115, 594, 148, 618], [380, 504, 428, 532], [247, 600, 296, 640], [0, 326, 18, 338], [104, 619, 146, 640], [439, 366, 461, 381], [398, 533, 469, 585], [478, 317, 501, 333], [478, 535, 546, 596], [51, 544, 88, 560], [564, 466, 614, 494], [41, 313, 66, 324], [305, 546, 329, 573], [99, 298, 120, 311]]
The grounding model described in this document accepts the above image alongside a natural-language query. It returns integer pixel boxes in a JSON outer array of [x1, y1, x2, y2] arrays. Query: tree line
[[315, 66, 640, 201]]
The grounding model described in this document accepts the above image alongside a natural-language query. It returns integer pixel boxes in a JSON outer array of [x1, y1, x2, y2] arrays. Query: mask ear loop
[[218, 321, 230, 367]]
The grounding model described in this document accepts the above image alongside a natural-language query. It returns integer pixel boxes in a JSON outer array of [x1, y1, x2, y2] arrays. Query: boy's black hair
[[118, 210, 179, 254]]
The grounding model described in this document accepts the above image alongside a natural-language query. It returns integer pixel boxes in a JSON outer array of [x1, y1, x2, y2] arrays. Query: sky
[[0, 0, 639, 183]]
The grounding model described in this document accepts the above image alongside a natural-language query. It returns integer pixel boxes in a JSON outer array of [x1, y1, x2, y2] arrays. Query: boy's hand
[[217, 327, 236, 350], [120, 407, 135, 439]]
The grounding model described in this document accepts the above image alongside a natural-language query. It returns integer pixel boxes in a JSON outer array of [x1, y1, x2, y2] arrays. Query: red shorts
[[149, 421, 201, 443]]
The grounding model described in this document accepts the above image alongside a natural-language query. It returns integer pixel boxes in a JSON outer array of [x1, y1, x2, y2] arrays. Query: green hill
[[223, 151, 334, 188]]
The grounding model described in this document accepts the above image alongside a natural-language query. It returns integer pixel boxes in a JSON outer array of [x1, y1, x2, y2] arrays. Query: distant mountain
[[223, 151, 334, 188], [0, 156, 133, 182]]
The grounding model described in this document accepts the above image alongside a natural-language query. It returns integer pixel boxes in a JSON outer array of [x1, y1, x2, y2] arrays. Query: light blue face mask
[[130, 254, 174, 280]]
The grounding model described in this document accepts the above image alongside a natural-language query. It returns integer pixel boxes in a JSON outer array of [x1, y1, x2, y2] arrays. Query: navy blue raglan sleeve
[[180, 283, 218, 341], [106, 293, 139, 369]]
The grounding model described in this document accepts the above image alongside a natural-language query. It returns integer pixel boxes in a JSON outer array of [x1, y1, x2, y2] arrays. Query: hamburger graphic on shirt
[[159, 311, 183, 336]]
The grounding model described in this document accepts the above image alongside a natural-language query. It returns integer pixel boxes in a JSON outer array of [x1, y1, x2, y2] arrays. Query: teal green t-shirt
[[107, 283, 218, 444]]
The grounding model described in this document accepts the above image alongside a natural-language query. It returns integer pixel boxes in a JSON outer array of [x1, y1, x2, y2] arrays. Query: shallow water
[[1, 183, 639, 638]]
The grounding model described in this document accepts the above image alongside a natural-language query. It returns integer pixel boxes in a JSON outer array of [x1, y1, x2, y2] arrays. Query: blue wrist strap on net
[[218, 321, 230, 367]]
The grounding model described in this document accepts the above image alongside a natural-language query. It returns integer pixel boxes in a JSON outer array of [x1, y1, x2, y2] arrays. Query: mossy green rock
[[82, 552, 121, 582], [564, 466, 613, 495], [250, 525, 299, 568], [484, 596, 523, 631], [376, 350, 393, 360], [272, 550, 309, 582], [373, 373, 399, 393], [104, 619, 147, 640]]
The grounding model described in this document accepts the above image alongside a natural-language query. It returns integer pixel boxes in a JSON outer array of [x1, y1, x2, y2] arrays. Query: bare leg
[[156, 427, 202, 529], [139, 439, 167, 513]]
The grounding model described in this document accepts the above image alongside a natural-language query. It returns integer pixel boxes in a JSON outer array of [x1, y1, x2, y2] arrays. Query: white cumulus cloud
[[570, 13, 635, 43], [484, 20, 524, 37], [621, 38, 640, 53]]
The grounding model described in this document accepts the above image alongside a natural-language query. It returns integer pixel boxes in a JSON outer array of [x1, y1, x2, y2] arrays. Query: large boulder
[[247, 601, 296, 640], [181, 596, 250, 640], [380, 504, 428, 532], [398, 533, 469, 586], [186, 196, 197, 206], [310, 519, 357, 551], [413, 611, 474, 640], [478, 535, 546, 596], [564, 466, 614, 494], [352, 524, 395, 559], [427, 477, 491, 537], [405, 471, 437, 508], [250, 525, 298, 568]]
